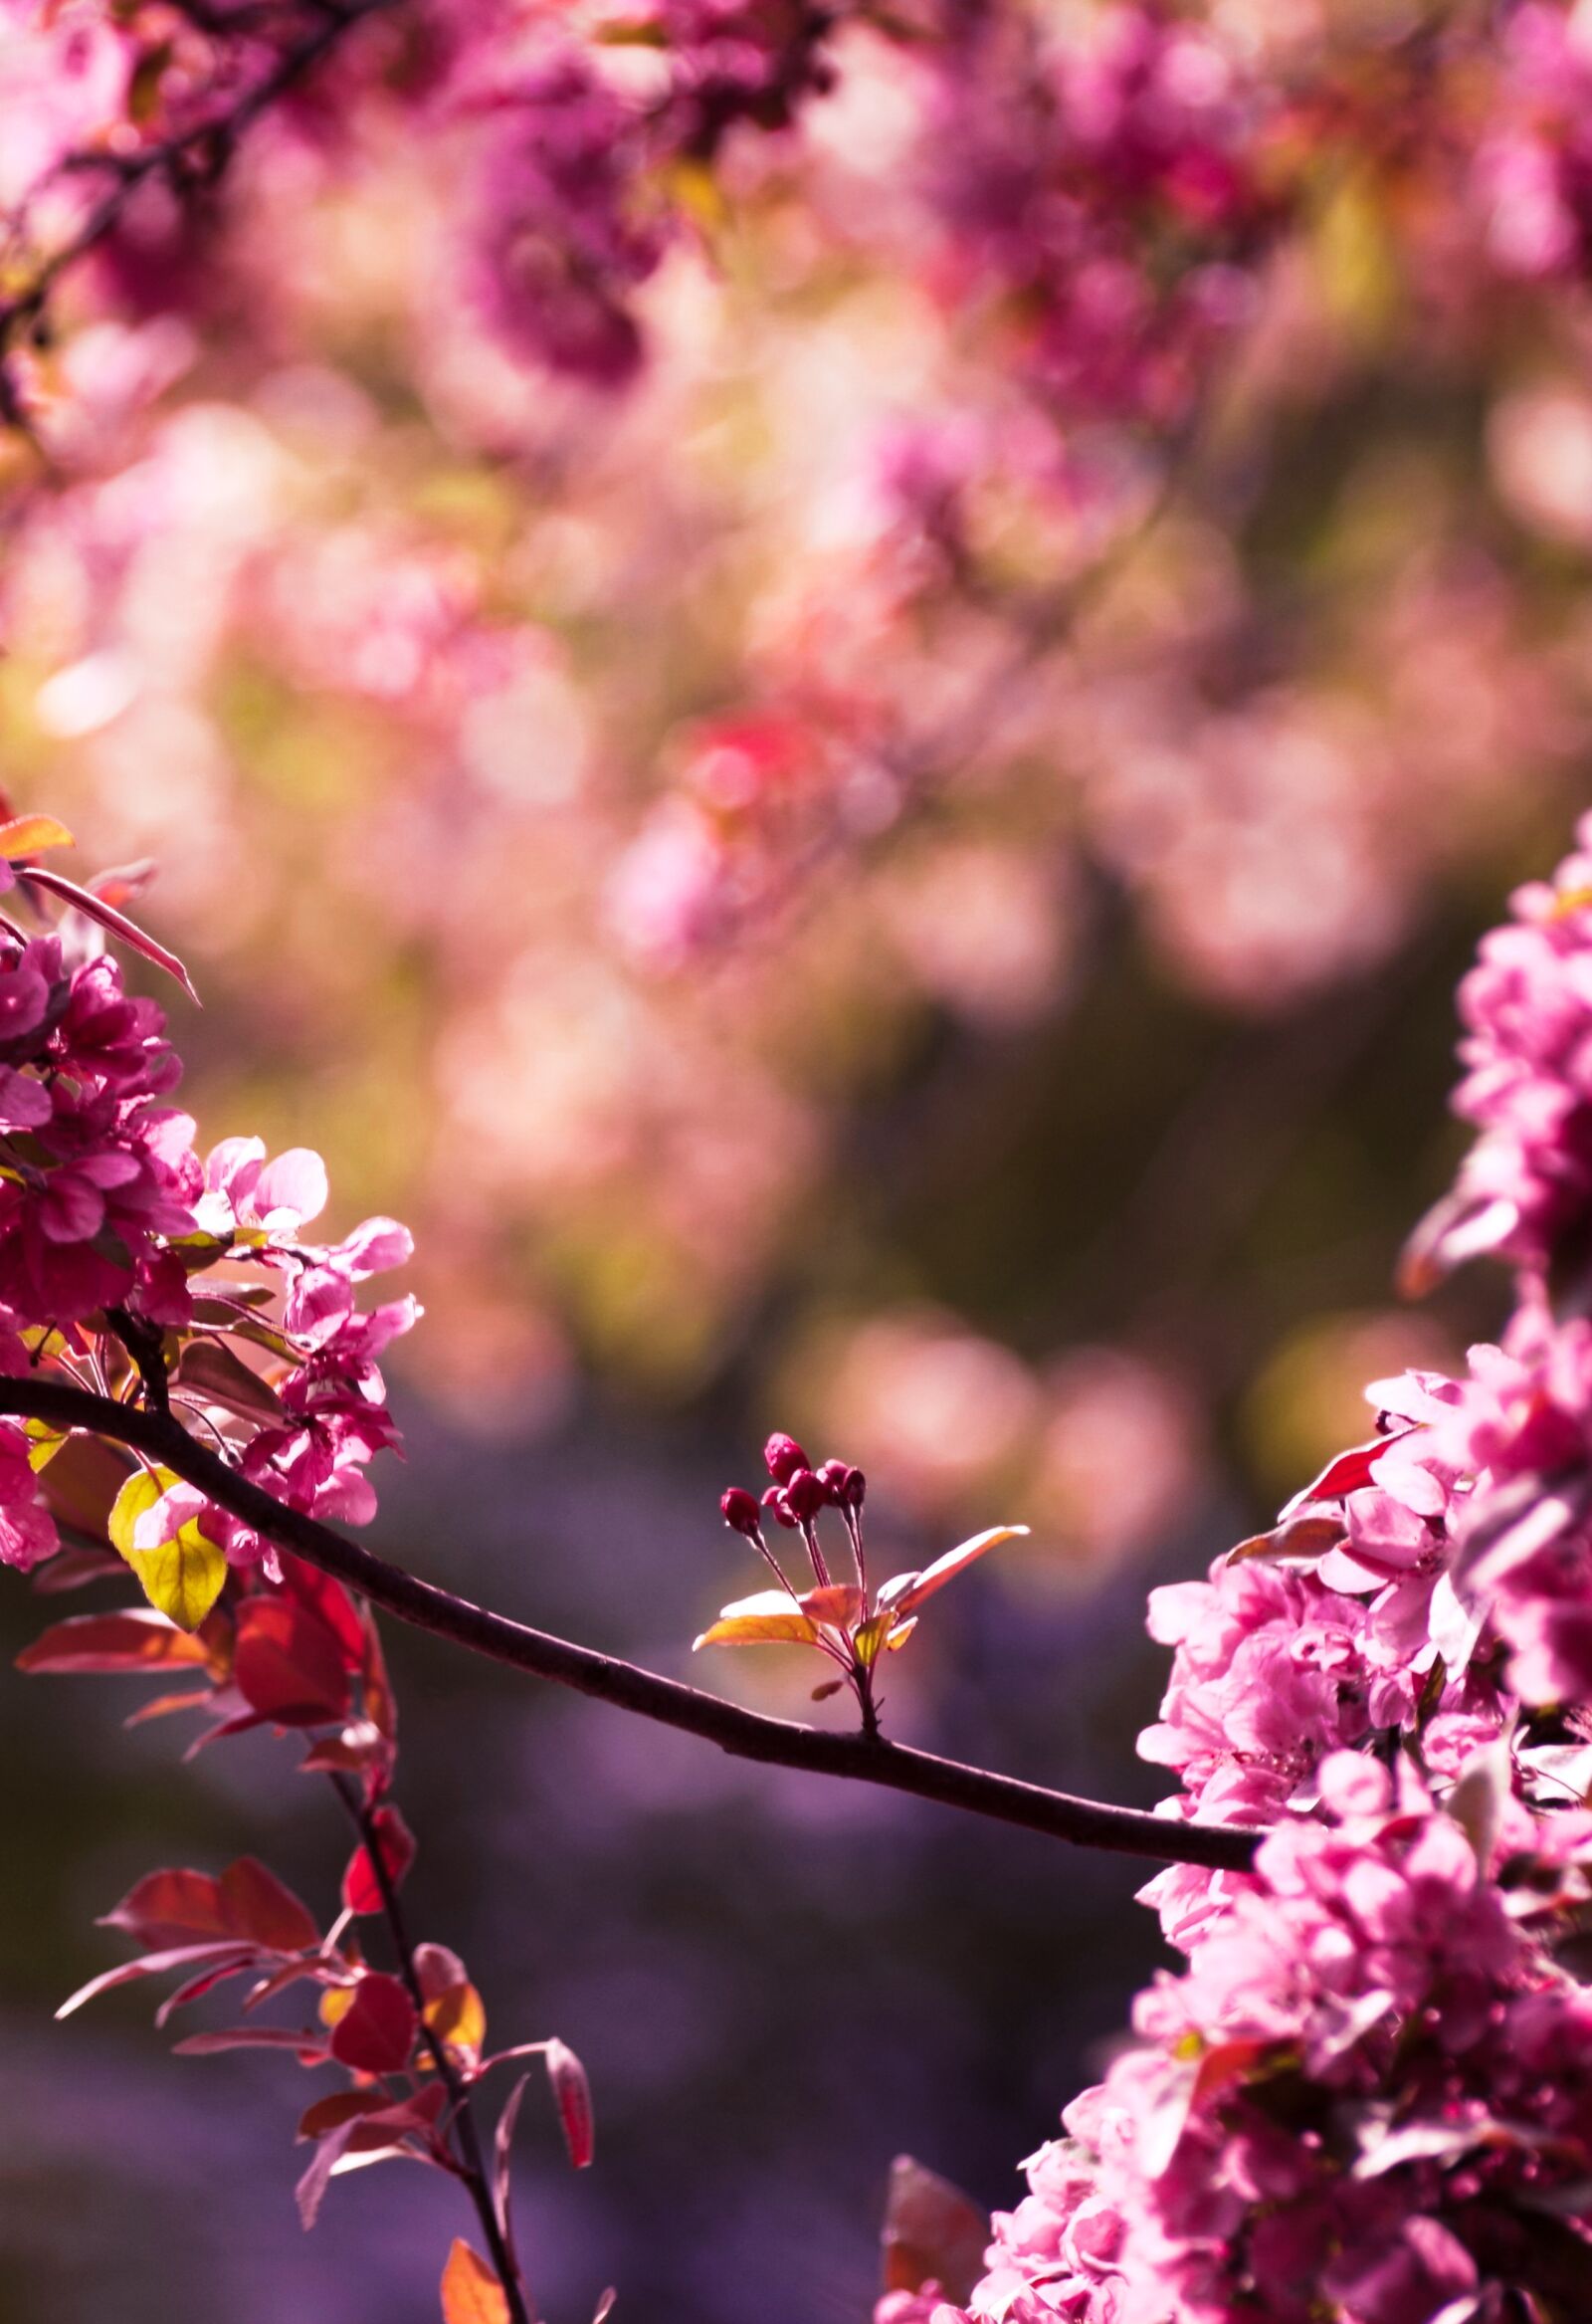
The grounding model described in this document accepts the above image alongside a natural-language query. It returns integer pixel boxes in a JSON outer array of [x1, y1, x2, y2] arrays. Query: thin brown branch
[[0, 1373, 1257, 1874], [326, 1772, 534, 2324]]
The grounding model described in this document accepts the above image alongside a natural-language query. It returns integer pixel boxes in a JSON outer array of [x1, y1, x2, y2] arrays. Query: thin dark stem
[[0, 1375, 1256, 1874], [327, 1772, 534, 2324], [105, 1307, 171, 1416]]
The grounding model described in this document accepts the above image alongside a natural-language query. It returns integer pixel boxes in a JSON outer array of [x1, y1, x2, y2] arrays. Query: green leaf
[[108, 1469, 227, 1632]]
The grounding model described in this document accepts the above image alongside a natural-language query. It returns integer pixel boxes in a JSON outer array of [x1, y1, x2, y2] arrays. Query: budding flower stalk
[[701, 1434, 1027, 1741]]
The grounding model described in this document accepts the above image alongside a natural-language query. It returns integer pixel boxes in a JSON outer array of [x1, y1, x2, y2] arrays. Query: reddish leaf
[[299, 1724, 387, 1776], [157, 1957, 266, 2025], [18, 1608, 211, 1675], [173, 1338, 285, 1424], [545, 2037, 595, 2171], [441, 2239, 511, 2324], [296, 2115, 364, 2229], [495, 2072, 531, 2252], [327, 1972, 417, 2074], [36, 1430, 133, 1541], [100, 1868, 228, 1949], [174, 2026, 328, 2059], [100, 1856, 316, 1953], [20, 865, 199, 1002], [280, 1558, 366, 1669], [233, 1596, 350, 1727], [30, 1547, 124, 1592], [298, 2089, 397, 2143], [57, 1941, 260, 2021], [881, 2155, 989, 2302], [218, 1856, 319, 1952], [361, 1602, 398, 1744], [123, 1688, 217, 1727], [414, 1943, 469, 2000], [341, 1803, 416, 1916]]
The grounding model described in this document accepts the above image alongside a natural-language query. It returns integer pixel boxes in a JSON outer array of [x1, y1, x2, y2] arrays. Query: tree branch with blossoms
[[15, 791, 1592, 2324]]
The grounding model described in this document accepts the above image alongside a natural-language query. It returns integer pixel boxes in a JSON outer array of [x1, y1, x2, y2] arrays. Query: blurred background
[[0, 4, 1588, 2317]]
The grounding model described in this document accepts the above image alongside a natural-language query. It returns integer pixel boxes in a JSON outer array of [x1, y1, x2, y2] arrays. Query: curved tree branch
[[0, 1373, 1257, 1874]]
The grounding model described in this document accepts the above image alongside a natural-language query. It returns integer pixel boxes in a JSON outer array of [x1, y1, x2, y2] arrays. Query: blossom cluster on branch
[[874, 813, 1592, 2320]]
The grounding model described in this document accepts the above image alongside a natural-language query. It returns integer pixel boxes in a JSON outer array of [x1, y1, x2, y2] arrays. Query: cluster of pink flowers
[[922, 4, 1270, 424], [463, 0, 842, 382], [880, 814, 1592, 2320], [909, 1759, 1592, 2324], [0, 915, 414, 1581], [1404, 810, 1592, 1287]]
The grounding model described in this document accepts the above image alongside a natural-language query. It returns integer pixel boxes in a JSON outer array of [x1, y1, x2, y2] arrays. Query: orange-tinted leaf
[[799, 1584, 865, 1628], [123, 1686, 216, 1727], [328, 1972, 417, 2074], [18, 1608, 213, 1675], [342, 1803, 417, 1915], [233, 1596, 350, 1726], [441, 2238, 511, 2324], [882, 1526, 1028, 1619], [426, 1980, 487, 2061], [545, 2036, 595, 2170], [0, 814, 75, 859], [694, 1590, 818, 1649], [881, 2154, 989, 2303]]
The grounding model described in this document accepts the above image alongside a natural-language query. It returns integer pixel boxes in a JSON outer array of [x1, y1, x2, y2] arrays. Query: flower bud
[[763, 1432, 808, 1485], [720, 1487, 763, 1540], [783, 1467, 826, 1524], [839, 1465, 866, 1513], [816, 1458, 854, 1505], [762, 1484, 799, 1529]]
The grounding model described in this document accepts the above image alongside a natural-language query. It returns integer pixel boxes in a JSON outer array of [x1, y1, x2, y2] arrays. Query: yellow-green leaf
[[23, 1418, 66, 1472], [693, 1610, 820, 1650], [108, 1468, 227, 1631]]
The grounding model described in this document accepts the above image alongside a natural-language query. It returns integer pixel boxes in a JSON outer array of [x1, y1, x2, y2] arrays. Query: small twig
[[0, 1374, 1254, 1871], [105, 1305, 171, 1416], [0, 0, 401, 361], [326, 1772, 534, 2324]]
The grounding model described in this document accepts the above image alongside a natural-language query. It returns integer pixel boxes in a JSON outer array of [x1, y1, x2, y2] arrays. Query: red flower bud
[[816, 1459, 850, 1503], [840, 1465, 866, 1513], [762, 1484, 799, 1529], [783, 1467, 826, 1524], [720, 1487, 764, 1540], [763, 1432, 808, 1485]]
